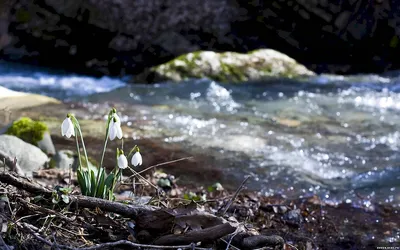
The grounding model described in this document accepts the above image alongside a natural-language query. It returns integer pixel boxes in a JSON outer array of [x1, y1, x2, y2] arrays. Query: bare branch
[[123, 157, 194, 182], [20, 222, 211, 250], [219, 175, 250, 216]]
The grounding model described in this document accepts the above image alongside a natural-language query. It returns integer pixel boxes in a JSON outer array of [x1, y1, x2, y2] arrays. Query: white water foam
[[0, 73, 126, 98], [262, 145, 353, 180], [205, 82, 240, 112]]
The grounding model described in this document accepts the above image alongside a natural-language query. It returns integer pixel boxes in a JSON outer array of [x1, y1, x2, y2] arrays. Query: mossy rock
[[6, 117, 48, 146], [134, 49, 315, 83]]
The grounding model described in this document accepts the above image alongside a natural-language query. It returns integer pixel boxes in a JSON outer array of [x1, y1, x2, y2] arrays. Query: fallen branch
[[241, 235, 284, 249], [225, 233, 285, 250], [20, 222, 211, 250], [154, 223, 236, 245], [71, 195, 157, 218], [0, 171, 48, 194], [0, 172, 156, 218]]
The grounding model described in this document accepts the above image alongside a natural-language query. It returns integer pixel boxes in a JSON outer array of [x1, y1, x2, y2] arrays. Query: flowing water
[[1, 61, 399, 207]]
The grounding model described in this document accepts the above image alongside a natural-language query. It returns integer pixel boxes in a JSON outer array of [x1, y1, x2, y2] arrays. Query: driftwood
[[154, 223, 235, 245]]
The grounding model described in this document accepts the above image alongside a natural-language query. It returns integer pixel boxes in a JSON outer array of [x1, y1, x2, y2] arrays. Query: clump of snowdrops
[[61, 108, 142, 200]]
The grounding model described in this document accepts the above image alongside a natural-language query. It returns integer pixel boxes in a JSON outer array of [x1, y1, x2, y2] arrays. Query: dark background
[[0, 0, 399, 77]]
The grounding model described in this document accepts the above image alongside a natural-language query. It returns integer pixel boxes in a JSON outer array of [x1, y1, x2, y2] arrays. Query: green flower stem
[[71, 117, 89, 170], [74, 127, 82, 172], [127, 145, 139, 158], [100, 110, 114, 169], [110, 167, 120, 197], [95, 110, 113, 196], [100, 128, 110, 170]]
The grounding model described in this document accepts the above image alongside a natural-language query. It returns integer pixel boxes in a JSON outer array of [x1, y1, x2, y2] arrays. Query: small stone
[[282, 209, 304, 226], [52, 150, 76, 170]]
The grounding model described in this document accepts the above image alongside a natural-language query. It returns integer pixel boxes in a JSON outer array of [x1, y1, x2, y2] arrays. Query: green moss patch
[[6, 117, 48, 146], [136, 49, 315, 83]]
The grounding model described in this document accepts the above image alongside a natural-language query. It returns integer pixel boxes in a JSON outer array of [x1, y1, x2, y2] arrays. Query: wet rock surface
[[134, 49, 314, 83]]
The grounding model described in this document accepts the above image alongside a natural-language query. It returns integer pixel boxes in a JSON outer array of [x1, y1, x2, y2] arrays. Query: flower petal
[[109, 121, 117, 140], [61, 118, 68, 136], [70, 124, 75, 136], [65, 129, 72, 138], [61, 118, 74, 138], [116, 125, 123, 139], [118, 155, 128, 169], [131, 152, 142, 167]]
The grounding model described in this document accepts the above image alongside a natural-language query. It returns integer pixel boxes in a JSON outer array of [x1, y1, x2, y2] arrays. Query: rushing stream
[[1, 61, 399, 207]]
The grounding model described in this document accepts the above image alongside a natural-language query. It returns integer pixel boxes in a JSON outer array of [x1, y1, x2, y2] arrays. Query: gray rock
[[282, 209, 304, 226], [52, 150, 99, 175], [0, 135, 49, 177], [52, 150, 76, 170], [37, 131, 56, 156]]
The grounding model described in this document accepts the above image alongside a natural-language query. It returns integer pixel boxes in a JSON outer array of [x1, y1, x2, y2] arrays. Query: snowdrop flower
[[131, 151, 142, 167], [108, 113, 122, 140], [117, 153, 128, 169], [61, 115, 75, 138]]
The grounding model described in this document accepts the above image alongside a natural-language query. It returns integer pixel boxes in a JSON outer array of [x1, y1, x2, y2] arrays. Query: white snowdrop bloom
[[61, 117, 75, 138], [131, 152, 142, 167], [118, 154, 128, 169]]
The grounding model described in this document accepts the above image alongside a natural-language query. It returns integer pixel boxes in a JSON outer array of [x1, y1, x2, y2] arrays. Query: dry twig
[[219, 175, 250, 216], [123, 157, 194, 182]]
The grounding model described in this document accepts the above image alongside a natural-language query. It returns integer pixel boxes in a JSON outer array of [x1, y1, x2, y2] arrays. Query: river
[[1, 61, 399, 208]]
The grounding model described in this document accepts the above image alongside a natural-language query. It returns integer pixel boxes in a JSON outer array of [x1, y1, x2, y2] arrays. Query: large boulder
[[134, 49, 314, 83], [0, 135, 49, 176]]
